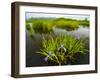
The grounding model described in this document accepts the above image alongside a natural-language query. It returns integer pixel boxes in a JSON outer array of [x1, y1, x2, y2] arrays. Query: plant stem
[[53, 54, 60, 65], [59, 63, 61, 66]]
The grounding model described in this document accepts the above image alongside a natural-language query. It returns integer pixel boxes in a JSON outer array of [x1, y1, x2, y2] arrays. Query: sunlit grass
[[32, 20, 54, 33], [26, 17, 90, 34], [55, 19, 79, 31], [38, 34, 88, 65]]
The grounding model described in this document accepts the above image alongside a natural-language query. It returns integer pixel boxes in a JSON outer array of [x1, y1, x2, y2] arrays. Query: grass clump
[[26, 23, 34, 37], [78, 18, 90, 27], [38, 34, 88, 65], [33, 20, 54, 33], [55, 19, 79, 31]]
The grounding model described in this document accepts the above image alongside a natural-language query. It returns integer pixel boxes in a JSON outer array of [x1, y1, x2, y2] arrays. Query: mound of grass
[[78, 20, 90, 27], [32, 20, 54, 33], [78, 18, 90, 27], [55, 19, 79, 31]]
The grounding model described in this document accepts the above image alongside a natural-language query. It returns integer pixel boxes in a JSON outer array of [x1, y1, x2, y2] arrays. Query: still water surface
[[26, 26, 89, 67]]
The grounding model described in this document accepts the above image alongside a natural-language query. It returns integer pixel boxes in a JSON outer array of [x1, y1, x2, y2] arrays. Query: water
[[26, 26, 89, 67], [53, 26, 89, 38]]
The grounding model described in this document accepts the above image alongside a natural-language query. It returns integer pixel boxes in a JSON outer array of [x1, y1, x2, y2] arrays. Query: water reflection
[[26, 25, 90, 67], [53, 26, 89, 38]]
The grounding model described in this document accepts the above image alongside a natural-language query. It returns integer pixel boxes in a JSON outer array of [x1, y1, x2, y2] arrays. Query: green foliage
[[26, 17, 90, 34], [78, 18, 90, 27], [33, 20, 54, 33], [38, 34, 88, 65], [26, 23, 34, 37], [55, 19, 79, 31], [26, 23, 31, 30]]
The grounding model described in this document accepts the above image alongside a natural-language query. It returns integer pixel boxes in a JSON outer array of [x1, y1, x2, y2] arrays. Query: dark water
[[26, 26, 89, 67], [26, 31, 48, 67]]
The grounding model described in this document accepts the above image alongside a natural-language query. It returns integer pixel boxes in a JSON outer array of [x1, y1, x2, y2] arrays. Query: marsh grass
[[26, 17, 90, 34], [38, 34, 88, 65], [32, 20, 54, 33], [55, 19, 79, 31], [78, 18, 90, 27]]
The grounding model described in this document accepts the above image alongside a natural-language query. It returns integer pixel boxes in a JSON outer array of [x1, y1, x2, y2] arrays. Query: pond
[[53, 26, 89, 38], [26, 26, 89, 67]]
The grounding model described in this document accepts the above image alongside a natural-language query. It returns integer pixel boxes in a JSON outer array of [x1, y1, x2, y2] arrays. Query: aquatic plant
[[38, 34, 88, 65]]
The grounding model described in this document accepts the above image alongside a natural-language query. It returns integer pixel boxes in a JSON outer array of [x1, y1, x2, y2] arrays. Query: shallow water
[[53, 26, 89, 38], [26, 26, 89, 67]]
